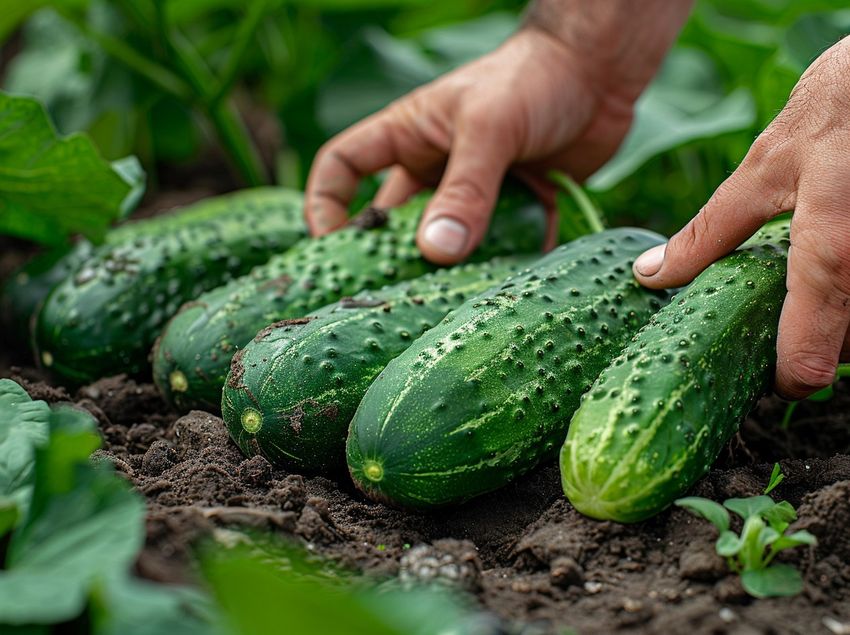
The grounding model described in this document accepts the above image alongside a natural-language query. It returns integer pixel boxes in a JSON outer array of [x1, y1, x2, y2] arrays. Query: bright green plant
[[0, 90, 141, 245], [675, 464, 817, 598]]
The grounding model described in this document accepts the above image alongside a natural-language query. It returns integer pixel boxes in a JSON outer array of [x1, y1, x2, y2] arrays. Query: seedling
[[675, 464, 816, 598]]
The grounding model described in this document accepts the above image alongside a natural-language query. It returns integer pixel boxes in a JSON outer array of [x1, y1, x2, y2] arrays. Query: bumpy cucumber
[[154, 188, 547, 413], [35, 189, 306, 383], [2, 244, 94, 348], [3, 188, 299, 348], [222, 257, 531, 472], [560, 223, 790, 523], [346, 228, 669, 509]]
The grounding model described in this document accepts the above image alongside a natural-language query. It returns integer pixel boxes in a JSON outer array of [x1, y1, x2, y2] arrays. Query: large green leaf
[[588, 49, 756, 191], [0, 91, 134, 245], [0, 407, 143, 625], [0, 0, 88, 43], [0, 379, 210, 632], [204, 543, 479, 635], [0, 379, 50, 519]]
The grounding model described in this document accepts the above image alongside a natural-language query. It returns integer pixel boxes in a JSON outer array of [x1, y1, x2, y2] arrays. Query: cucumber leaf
[[716, 530, 743, 557], [741, 563, 804, 598], [762, 500, 797, 532], [0, 406, 144, 625], [771, 530, 818, 552], [723, 495, 775, 520], [0, 379, 50, 518], [0, 379, 211, 632], [675, 496, 731, 533], [0, 91, 136, 246]]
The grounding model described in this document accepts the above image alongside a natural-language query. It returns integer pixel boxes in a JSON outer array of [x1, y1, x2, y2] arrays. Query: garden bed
[[2, 345, 848, 634]]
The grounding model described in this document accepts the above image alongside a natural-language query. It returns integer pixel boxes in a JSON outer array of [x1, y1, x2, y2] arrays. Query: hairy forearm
[[523, 0, 694, 101]]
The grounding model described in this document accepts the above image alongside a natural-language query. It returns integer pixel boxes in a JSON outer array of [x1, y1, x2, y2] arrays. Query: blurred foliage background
[[0, 0, 848, 235]]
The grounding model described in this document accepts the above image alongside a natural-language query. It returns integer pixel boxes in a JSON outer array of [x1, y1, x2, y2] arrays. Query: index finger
[[305, 112, 401, 236]]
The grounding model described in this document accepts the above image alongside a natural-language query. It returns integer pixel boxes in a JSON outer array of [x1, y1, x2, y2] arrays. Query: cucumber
[[346, 228, 670, 509], [153, 187, 547, 413], [2, 243, 94, 349], [222, 257, 532, 473], [34, 188, 306, 383], [560, 223, 790, 523], [3, 188, 300, 349]]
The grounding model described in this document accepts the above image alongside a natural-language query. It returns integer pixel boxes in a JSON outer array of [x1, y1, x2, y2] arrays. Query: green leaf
[[587, 48, 756, 191], [724, 495, 775, 520], [0, 91, 131, 245], [763, 463, 785, 494], [204, 549, 404, 635], [0, 405, 145, 625], [0, 379, 50, 517], [741, 564, 804, 598], [716, 530, 743, 557], [757, 525, 780, 552], [111, 155, 146, 219], [772, 530, 817, 552], [675, 496, 731, 533], [0, 497, 18, 538], [762, 500, 797, 532], [90, 574, 215, 635]]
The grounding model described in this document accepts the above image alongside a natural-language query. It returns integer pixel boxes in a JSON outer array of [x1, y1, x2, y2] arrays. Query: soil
[[2, 231, 849, 635]]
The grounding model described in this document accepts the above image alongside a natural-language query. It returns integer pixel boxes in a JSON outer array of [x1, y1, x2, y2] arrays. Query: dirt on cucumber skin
[[2, 356, 850, 635]]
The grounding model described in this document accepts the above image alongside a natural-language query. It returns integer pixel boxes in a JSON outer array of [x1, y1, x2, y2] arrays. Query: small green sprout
[[675, 464, 817, 598]]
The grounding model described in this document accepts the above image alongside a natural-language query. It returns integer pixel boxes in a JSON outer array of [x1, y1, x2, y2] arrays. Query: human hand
[[305, 1, 692, 265], [633, 36, 850, 399]]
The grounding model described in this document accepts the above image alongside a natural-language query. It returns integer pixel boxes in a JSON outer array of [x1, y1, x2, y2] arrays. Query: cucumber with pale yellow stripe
[[346, 228, 669, 508], [221, 257, 530, 473], [560, 223, 790, 523]]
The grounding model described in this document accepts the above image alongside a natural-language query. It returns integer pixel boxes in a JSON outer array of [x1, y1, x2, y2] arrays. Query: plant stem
[[57, 9, 192, 101], [211, 0, 274, 105], [549, 171, 606, 234], [165, 26, 269, 185], [208, 102, 268, 187], [780, 401, 798, 429]]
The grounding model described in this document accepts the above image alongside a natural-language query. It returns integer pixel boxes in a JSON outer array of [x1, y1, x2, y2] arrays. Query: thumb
[[633, 139, 797, 289], [417, 109, 516, 265]]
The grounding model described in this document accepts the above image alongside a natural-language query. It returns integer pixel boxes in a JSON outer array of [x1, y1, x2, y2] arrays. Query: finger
[[416, 108, 518, 265], [633, 133, 798, 289], [776, 195, 850, 399], [305, 112, 402, 236], [373, 166, 425, 208]]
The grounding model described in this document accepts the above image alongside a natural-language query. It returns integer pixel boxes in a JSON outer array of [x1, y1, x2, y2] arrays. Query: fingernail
[[634, 244, 666, 277], [422, 217, 468, 257]]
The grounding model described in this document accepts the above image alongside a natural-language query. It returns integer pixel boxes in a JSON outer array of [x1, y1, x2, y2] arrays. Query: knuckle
[[789, 238, 850, 301], [778, 351, 837, 397], [438, 177, 493, 216]]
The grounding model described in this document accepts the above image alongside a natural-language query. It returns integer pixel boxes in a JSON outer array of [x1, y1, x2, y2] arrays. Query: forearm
[[523, 0, 694, 102]]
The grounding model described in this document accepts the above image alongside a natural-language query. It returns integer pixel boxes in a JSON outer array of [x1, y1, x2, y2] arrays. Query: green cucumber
[[2, 243, 94, 349], [560, 223, 790, 523], [34, 188, 306, 383], [222, 257, 532, 473], [3, 188, 301, 349], [154, 187, 547, 413], [346, 228, 670, 509]]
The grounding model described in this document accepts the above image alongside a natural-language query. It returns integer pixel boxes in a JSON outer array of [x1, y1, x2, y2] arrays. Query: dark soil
[[2, 218, 849, 635]]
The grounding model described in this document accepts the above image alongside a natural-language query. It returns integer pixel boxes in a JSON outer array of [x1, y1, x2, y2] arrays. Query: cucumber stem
[[549, 170, 606, 236]]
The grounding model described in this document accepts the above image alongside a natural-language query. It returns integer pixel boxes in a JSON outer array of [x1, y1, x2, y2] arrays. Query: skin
[[306, 0, 848, 399]]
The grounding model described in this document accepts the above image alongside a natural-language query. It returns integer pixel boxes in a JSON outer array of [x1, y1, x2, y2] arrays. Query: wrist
[[522, 0, 694, 103]]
